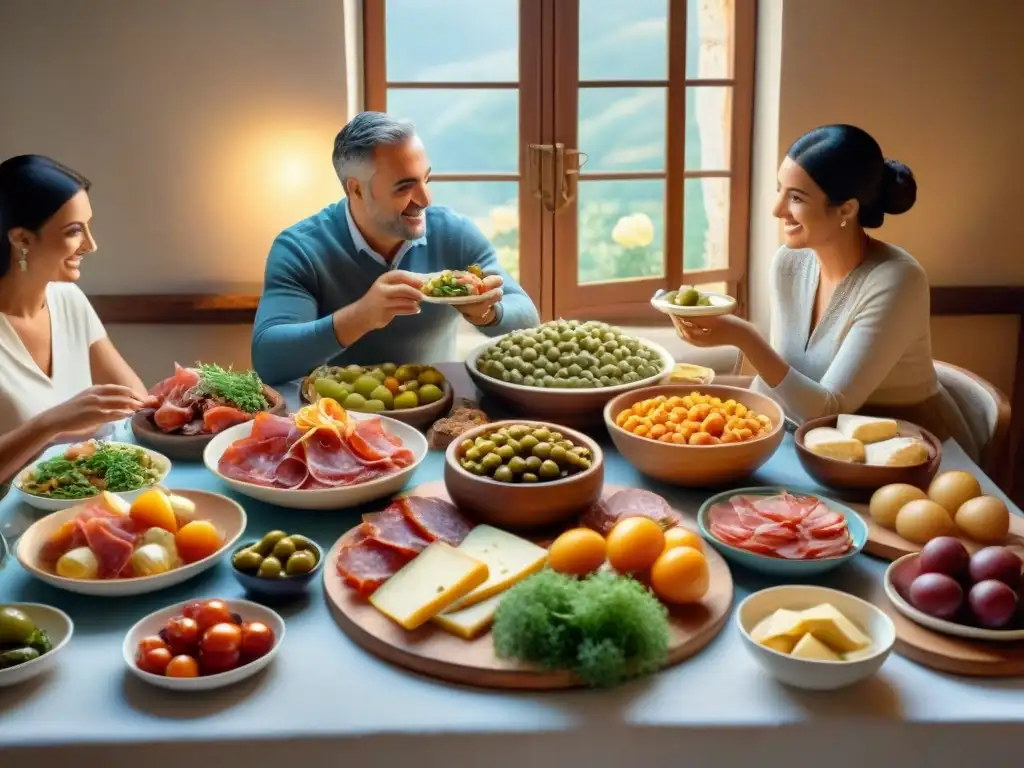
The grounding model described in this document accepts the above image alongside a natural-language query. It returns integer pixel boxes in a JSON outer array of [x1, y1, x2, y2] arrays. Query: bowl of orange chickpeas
[[603, 385, 785, 486]]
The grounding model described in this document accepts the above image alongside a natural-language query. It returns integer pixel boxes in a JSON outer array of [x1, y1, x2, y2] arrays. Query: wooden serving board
[[848, 503, 1024, 561], [323, 481, 734, 690]]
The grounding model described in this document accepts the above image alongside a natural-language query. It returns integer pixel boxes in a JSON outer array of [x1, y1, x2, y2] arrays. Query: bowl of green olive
[[230, 530, 323, 598], [443, 420, 604, 530]]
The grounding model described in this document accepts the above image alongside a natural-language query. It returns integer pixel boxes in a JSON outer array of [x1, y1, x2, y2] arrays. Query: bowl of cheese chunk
[[794, 414, 942, 497]]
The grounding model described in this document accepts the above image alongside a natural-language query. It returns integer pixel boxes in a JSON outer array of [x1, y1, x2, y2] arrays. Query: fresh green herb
[[26, 628, 52, 654], [21, 443, 160, 499], [492, 569, 670, 688], [195, 363, 269, 413]]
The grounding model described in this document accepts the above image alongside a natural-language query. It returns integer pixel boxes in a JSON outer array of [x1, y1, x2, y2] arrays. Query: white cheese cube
[[864, 437, 929, 467], [836, 414, 899, 444], [803, 427, 866, 463]]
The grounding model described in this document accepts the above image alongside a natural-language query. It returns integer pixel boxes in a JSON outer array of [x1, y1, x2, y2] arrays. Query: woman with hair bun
[[0, 154, 150, 488], [675, 124, 975, 454]]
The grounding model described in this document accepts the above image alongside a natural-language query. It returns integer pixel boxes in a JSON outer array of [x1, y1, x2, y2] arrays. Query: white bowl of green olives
[[651, 287, 737, 317], [444, 420, 604, 530], [231, 531, 323, 598], [0, 603, 73, 688], [466, 321, 676, 423]]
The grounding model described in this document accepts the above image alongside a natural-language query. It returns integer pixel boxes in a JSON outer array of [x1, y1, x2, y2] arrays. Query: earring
[[840, 221, 847, 228], [18, 248, 28, 272]]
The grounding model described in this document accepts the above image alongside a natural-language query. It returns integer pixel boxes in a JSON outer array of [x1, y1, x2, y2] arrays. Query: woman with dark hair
[[675, 125, 975, 454], [0, 155, 149, 487]]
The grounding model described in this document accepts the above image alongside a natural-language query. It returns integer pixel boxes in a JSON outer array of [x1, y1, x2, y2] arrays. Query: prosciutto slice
[[203, 406, 252, 434], [581, 488, 679, 536], [335, 531, 414, 596], [349, 419, 415, 466], [707, 491, 852, 561], [397, 496, 473, 546], [79, 514, 137, 578]]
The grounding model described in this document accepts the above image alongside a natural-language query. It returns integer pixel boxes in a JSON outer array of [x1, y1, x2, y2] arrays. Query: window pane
[[578, 180, 665, 284], [387, 89, 518, 173], [684, 177, 729, 271], [685, 0, 735, 79], [685, 87, 732, 171], [385, 0, 518, 82], [694, 281, 728, 295], [428, 181, 520, 281], [579, 88, 666, 172], [580, 0, 667, 81]]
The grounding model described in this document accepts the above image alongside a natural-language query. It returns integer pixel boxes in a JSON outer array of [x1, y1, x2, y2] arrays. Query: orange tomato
[[165, 616, 200, 655], [663, 527, 702, 553], [175, 520, 223, 563], [606, 517, 665, 574], [136, 635, 169, 656], [165, 655, 200, 678], [194, 599, 233, 631], [200, 650, 241, 676], [650, 546, 709, 604], [129, 488, 178, 533], [201, 622, 243, 655], [384, 377, 401, 395], [137, 646, 172, 675], [548, 528, 607, 576], [240, 621, 276, 660]]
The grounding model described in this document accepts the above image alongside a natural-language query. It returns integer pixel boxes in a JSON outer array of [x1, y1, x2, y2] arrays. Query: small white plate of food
[[419, 264, 501, 305], [14, 440, 171, 512], [651, 286, 737, 318], [0, 603, 74, 688]]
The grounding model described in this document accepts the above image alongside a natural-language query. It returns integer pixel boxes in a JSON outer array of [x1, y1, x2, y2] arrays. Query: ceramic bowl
[[131, 385, 288, 461], [0, 603, 74, 688], [123, 597, 284, 691], [697, 487, 869, 576], [737, 585, 895, 691], [793, 415, 942, 496], [650, 288, 737, 317], [14, 442, 172, 512], [443, 420, 604, 530], [303, 381, 454, 432], [883, 552, 1024, 641], [465, 334, 676, 425], [230, 538, 325, 598], [603, 385, 785, 486], [16, 489, 246, 597], [204, 411, 427, 511]]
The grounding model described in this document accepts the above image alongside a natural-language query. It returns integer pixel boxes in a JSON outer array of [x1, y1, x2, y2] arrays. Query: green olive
[[532, 427, 552, 441], [508, 425, 529, 440], [459, 438, 474, 453], [491, 432, 508, 447], [495, 444, 515, 461], [480, 452, 503, 472], [521, 472, 539, 483], [539, 459, 561, 478], [463, 461, 484, 475], [285, 550, 317, 576], [0, 607, 37, 645], [519, 434, 539, 452], [475, 439, 496, 455], [507, 456, 527, 474], [532, 441, 552, 459], [493, 465, 514, 483], [258, 556, 284, 579], [505, 438, 521, 454], [232, 548, 264, 572], [577, 457, 593, 470], [288, 534, 317, 552], [549, 445, 568, 464], [465, 446, 482, 462], [253, 530, 287, 556], [525, 455, 542, 472], [272, 537, 297, 561]]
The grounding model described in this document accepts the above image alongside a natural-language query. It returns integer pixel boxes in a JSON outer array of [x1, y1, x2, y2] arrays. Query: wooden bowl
[[793, 415, 942, 497], [603, 385, 785, 487], [130, 385, 287, 461], [443, 420, 604, 530], [303, 380, 453, 432], [465, 335, 675, 426]]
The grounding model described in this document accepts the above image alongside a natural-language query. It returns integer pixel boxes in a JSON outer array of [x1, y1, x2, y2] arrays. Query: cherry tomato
[[136, 635, 169, 656], [201, 622, 242, 655], [195, 599, 233, 631], [240, 621, 275, 660], [137, 646, 173, 675], [200, 649, 240, 675], [165, 654, 200, 678], [165, 617, 200, 655], [181, 601, 204, 621]]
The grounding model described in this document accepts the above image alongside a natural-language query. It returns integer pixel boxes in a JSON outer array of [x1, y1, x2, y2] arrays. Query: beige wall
[[750, 0, 1023, 395]]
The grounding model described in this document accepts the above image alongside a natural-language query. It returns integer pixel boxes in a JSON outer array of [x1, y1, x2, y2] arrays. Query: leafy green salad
[[19, 441, 163, 500]]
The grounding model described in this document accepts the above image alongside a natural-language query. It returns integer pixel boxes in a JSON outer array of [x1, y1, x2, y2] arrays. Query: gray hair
[[332, 111, 417, 187]]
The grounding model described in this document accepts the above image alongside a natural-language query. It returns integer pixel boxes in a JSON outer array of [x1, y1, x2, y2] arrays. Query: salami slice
[[581, 489, 677, 535], [397, 496, 473, 546], [362, 505, 430, 556], [335, 531, 413, 596]]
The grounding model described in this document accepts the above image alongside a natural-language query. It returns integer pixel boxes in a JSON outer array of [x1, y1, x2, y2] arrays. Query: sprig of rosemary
[[195, 363, 269, 413]]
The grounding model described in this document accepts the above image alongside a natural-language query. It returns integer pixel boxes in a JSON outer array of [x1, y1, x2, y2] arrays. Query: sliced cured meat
[[39, 519, 87, 567], [335, 531, 413, 596], [299, 428, 375, 486], [80, 516, 136, 578], [153, 402, 194, 433], [580, 488, 677, 535], [361, 505, 429, 556], [203, 406, 252, 434], [181, 419, 206, 436], [218, 436, 290, 486], [397, 496, 473, 546], [349, 419, 415, 466], [149, 363, 201, 401], [250, 412, 295, 441]]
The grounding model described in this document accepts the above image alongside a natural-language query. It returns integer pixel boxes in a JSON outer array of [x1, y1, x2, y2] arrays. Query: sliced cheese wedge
[[790, 633, 842, 661], [751, 608, 804, 654], [836, 414, 898, 444], [433, 593, 503, 640], [369, 542, 488, 630], [450, 525, 548, 610], [864, 436, 929, 467], [793, 603, 871, 654], [803, 426, 866, 463]]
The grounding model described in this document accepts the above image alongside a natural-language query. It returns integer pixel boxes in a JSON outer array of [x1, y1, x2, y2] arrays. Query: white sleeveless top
[[0, 282, 107, 435]]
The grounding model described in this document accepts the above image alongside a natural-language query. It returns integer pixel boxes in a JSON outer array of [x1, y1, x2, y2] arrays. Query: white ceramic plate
[[883, 553, 1024, 642], [0, 603, 74, 688], [203, 411, 427, 510], [123, 598, 284, 691], [16, 489, 246, 597], [651, 288, 737, 318], [14, 441, 172, 512], [419, 272, 502, 306], [736, 584, 895, 691]]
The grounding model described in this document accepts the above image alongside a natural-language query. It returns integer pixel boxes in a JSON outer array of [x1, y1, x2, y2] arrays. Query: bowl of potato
[[603, 385, 784, 487]]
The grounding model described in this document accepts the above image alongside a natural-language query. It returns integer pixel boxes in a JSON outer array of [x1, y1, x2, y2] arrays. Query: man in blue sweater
[[251, 111, 540, 385]]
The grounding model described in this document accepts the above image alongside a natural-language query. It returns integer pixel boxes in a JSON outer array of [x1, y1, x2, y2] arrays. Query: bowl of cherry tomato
[[123, 597, 284, 691]]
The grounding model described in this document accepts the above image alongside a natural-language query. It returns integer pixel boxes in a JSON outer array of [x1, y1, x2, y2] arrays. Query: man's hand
[[457, 274, 503, 326], [360, 270, 425, 329]]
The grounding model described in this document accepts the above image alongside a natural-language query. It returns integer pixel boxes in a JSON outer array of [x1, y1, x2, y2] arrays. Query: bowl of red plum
[[884, 537, 1024, 641]]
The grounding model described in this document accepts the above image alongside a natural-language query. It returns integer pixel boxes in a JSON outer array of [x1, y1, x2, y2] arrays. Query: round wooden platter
[[846, 501, 1024, 561], [323, 481, 735, 690], [868, 581, 1024, 677]]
